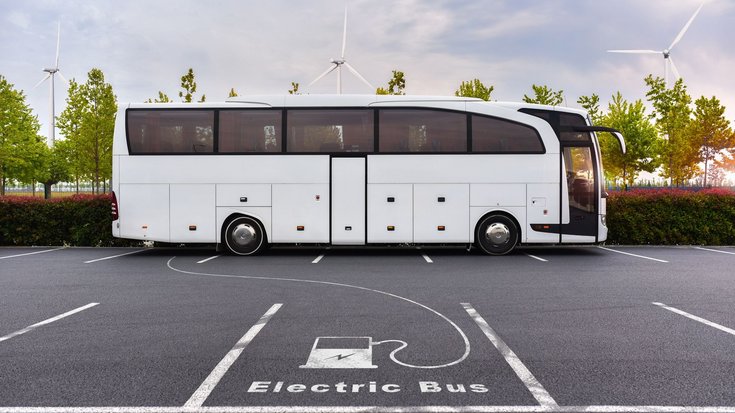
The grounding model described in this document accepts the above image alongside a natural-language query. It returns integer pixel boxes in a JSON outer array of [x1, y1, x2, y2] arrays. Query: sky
[[1, 0, 734, 143]]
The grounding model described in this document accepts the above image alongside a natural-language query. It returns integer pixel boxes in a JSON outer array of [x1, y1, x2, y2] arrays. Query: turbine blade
[[669, 57, 681, 80], [341, 8, 347, 59], [55, 21, 61, 68], [607, 49, 661, 54], [57, 71, 70, 86], [308, 64, 338, 87], [34, 73, 51, 89], [669, 2, 704, 51], [343, 62, 374, 89]]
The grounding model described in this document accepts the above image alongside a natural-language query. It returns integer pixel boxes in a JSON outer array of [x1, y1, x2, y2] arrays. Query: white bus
[[111, 95, 625, 255]]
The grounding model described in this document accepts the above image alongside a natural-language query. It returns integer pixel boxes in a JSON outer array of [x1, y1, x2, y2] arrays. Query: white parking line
[[197, 255, 221, 264], [415, 247, 433, 263], [0, 303, 99, 343], [0, 247, 65, 260], [597, 246, 669, 263], [694, 246, 735, 256], [653, 302, 735, 337], [2, 406, 735, 413], [184, 303, 283, 408], [524, 253, 548, 262], [462, 302, 558, 409], [312, 254, 325, 264], [84, 249, 146, 264]]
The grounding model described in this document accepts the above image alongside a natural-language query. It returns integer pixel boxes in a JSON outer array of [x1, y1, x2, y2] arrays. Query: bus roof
[[126, 94, 589, 117]]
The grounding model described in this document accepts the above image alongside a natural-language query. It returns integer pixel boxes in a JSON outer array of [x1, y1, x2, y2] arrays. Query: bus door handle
[[240, 197, 248, 202]]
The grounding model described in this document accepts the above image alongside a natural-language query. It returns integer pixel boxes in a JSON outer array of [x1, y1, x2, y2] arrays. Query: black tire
[[223, 216, 266, 256], [475, 214, 519, 256]]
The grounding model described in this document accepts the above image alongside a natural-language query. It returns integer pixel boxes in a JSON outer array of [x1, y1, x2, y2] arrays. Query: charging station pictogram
[[300, 337, 377, 369]]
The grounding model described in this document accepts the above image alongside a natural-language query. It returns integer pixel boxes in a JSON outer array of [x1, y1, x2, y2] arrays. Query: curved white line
[[166, 257, 470, 369]]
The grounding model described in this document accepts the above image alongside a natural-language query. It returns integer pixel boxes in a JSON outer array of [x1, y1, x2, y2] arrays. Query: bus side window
[[219, 110, 282, 153], [379, 109, 466, 153], [471, 115, 544, 153]]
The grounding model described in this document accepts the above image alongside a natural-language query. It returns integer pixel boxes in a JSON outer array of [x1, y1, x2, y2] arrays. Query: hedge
[[607, 188, 735, 245], [1, 190, 734, 246], [0, 194, 138, 247]]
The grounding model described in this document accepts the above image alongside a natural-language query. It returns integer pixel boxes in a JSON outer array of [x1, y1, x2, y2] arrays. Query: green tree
[[288, 82, 300, 95], [34, 144, 71, 199], [376, 70, 405, 95], [179, 68, 205, 103], [228, 88, 238, 98], [598, 92, 659, 189], [455, 79, 494, 101], [645, 75, 697, 186], [523, 84, 564, 106], [57, 79, 88, 191], [0, 75, 45, 196], [577, 94, 602, 125], [145, 91, 171, 103], [690, 96, 734, 187], [58, 69, 117, 194]]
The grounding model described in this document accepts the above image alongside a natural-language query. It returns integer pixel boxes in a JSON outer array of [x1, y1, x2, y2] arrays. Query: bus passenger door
[[331, 157, 366, 245], [561, 145, 598, 242]]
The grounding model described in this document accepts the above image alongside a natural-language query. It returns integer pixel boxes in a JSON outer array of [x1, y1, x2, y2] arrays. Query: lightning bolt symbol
[[326, 352, 356, 361]]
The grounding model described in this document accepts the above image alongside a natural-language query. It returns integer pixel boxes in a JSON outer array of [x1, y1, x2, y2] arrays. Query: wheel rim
[[485, 222, 510, 246], [231, 223, 257, 248]]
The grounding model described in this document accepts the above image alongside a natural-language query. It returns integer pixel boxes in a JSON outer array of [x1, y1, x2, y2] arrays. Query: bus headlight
[[601, 214, 607, 226]]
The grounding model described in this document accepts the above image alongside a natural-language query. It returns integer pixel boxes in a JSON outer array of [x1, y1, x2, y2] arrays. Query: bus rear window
[[127, 110, 214, 154]]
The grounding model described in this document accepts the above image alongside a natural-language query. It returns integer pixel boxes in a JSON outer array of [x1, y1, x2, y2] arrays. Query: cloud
[[6, 11, 30, 30], [1, 0, 733, 141]]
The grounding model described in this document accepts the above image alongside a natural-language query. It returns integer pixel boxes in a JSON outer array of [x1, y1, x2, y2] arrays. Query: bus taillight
[[111, 191, 119, 221]]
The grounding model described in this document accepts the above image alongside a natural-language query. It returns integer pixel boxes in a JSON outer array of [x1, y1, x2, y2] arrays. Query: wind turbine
[[608, 2, 704, 87], [308, 9, 374, 94], [34, 22, 69, 146]]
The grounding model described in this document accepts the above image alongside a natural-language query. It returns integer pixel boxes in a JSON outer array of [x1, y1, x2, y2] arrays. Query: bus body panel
[[367, 184, 413, 243], [413, 184, 470, 243], [170, 184, 215, 242], [118, 156, 329, 184], [119, 183, 169, 242], [527, 183, 561, 243], [216, 184, 271, 207], [367, 155, 558, 184], [272, 184, 329, 243], [331, 158, 366, 245], [470, 184, 526, 208]]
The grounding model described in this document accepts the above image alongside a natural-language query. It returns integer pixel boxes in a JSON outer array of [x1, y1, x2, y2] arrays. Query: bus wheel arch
[[474, 211, 521, 256], [222, 214, 268, 256]]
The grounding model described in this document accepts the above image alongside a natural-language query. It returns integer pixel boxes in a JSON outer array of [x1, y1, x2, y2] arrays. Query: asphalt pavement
[[0, 245, 734, 413]]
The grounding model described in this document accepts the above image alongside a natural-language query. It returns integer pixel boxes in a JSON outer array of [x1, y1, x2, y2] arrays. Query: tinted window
[[127, 110, 214, 154], [219, 110, 281, 152], [379, 109, 467, 153], [472, 115, 544, 153], [287, 109, 373, 153], [559, 113, 591, 143]]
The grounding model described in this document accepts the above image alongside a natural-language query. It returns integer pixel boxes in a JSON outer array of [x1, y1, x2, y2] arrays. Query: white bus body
[[111, 95, 624, 255]]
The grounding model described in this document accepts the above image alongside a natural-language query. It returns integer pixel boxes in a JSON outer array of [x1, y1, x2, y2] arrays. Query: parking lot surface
[[1, 245, 734, 413]]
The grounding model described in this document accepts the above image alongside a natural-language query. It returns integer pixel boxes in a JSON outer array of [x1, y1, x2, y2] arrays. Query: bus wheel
[[476, 214, 518, 256], [224, 216, 266, 256]]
